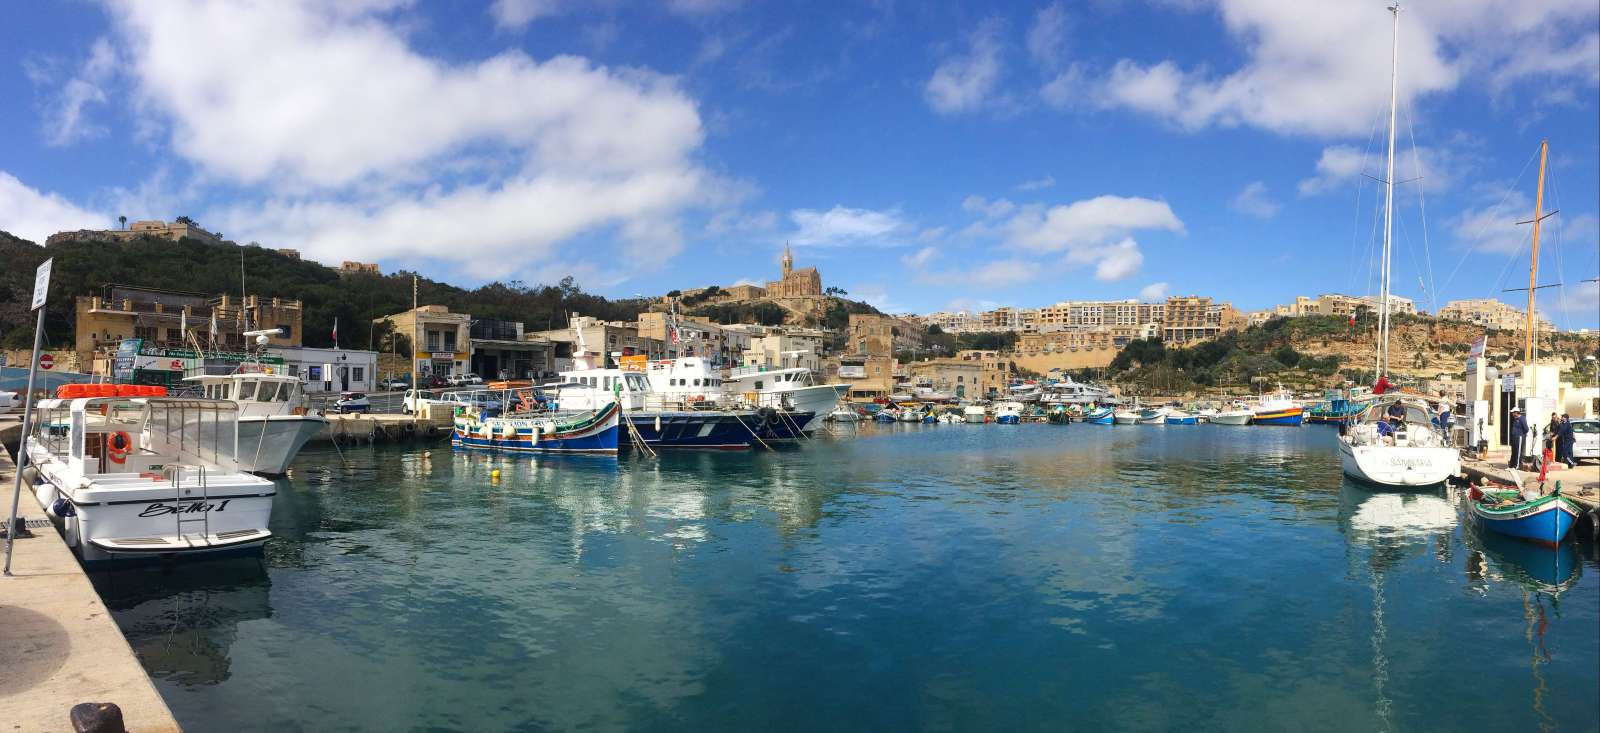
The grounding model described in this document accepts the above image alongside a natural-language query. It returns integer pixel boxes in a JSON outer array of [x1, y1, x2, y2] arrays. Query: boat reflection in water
[[1465, 525, 1583, 595], [87, 556, 271, 686]]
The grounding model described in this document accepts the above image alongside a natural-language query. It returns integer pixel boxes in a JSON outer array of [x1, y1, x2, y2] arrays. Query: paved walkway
[[0, 447, 181, 732]]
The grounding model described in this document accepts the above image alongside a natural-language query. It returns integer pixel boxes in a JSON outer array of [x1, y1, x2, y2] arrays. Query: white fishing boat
[[1113, 410, 1140, 425], [25, 385, 275, 562], [1039, 375, 1110, 405], [995, 402, 1023, 424], [827, 406, 862, 422], [1336, 5, 1458, 488], [724, 365, 848, 432], [962, 405, 987, 424], [188, 370, 326, 475], [937, 412, 964, 424], [898, 407, 926, 423], [1210, 406, 1253, 425], [1137, 407, 1169, 424]]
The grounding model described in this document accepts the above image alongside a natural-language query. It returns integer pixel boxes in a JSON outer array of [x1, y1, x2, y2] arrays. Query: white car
[[403, 389, 453, 416], [1571, 418, 1598, 462], [333, 392, 371, 414], [0, 390, 17, 410], [446, 373, 483, 387]]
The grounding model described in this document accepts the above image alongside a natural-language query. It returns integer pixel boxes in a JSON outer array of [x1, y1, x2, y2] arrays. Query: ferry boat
[[724, 365, 848, 432], [24, 384, 275, 562], [451, 396, 619, 454], [1251, 387, 1304, 426], [187, 371, 326, 475]]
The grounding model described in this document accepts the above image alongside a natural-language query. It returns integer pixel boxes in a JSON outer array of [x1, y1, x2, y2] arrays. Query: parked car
[[0, 390, 18, 410], [424, 375, 449, 389], [333, 392, 371, 414], [446, 373, 484, 387], [403, 389, 451, 415], [378, 376, 410, 391], [1572, 418, 1598, 462]]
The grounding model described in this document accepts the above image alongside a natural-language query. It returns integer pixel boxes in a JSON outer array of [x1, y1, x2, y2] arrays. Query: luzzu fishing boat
[[452, 399, 620, 454], [1251, 387, 1304, 426], [1082, 407, 1115, 425], [1469, 483, 1581, 546]]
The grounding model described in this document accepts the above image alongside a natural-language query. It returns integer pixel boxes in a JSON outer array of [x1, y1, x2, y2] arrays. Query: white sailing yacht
[[1338, 4, 1459, 488]]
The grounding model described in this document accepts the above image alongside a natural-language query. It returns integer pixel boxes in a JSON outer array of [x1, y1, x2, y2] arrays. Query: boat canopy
[[31, 397, 243, 475]]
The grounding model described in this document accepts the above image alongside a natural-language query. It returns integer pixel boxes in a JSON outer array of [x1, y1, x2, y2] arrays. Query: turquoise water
[[89, 424, 1600, 732]]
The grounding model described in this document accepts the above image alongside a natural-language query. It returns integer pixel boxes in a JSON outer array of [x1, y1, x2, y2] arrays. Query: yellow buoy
[[490, 469, 501, 480]]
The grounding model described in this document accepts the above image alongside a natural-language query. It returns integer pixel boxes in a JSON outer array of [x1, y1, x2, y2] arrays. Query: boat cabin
[[186, 372, 310, 419], [31, 397, 246, 477]]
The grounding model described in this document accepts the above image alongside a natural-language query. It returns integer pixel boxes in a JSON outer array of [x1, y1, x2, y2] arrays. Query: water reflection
[[88, 557, 271, 686]]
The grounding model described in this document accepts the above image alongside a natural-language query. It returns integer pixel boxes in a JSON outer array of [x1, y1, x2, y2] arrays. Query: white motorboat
[[1137, 407, 1169, 424], [1339, 396, 1459, 487], [937, 412, 964, 424], [724, 365, 848, 432], [189, 371, 326, 475], [995, 402, 1023, 424], [962, 405, 987, 424], [1113, 410, 1140, 425], [1209, 408, 1253, 425], [827, 407, 862, 422], [25, 387, 275, 562], [898, 407, 926, 422]]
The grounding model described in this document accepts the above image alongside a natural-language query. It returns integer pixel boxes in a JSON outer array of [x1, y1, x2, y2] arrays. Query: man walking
[[1508, 407, 1527, 469], [1556, 413, 1577, 469]]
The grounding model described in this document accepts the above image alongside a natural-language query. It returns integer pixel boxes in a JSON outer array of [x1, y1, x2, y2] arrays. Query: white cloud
[[705, 209, 777, 235], [788, 205, 909, 246], [1297, 145, 1368, 196], [1449, 190, 1530, 254], [961, 195, 1015, 219], [0, 172, 106, 243], [1139, 282, 1171, 301], [1091, 2, 1596, 137], [924, 20, 1004, 115], [1026, 3, 1069, 70], [99, 0, 720, 279], [902, 246, 938, 269], [38, 38, 118, 146], [1016, 175, 1055, 191], [1040, 64, 1087, 109], [1547, 280, 1599, 317], [1230, 181, 1279, 219], [490, 0, 563, 29], [997, 195, 1183, 282], [667, 0, 742, 14]]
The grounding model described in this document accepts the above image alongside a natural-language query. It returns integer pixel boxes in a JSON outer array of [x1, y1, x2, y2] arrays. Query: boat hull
[[1251, 408, 1304, 426], [1164, 415, 1198, 425], [1113, 412, 1139, 425], [454, 403, 621, 454], [1471, 495, 1579, 546], [995, 414, 1020, 425], [237, 415, 327, 475], [1210, 411, 1252, 425], [1338, 440, 1458, 487], [624, 410, 812, 449]]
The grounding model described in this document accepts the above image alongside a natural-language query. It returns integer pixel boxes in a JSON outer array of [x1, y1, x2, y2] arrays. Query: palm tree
[[118, 215, 126, 230]]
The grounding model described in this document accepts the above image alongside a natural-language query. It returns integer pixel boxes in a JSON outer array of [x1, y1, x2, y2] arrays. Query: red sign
[[170, 359, 184, 370], [38, 353, 54, 370]]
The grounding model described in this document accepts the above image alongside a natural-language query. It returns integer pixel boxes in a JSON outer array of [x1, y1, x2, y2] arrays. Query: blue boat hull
[[1472, 498, 1579, 545], [453, 403, 621, 454], [1251, 410, 1304, 426], [1084, 412, 1114, 425], [996, 415, 1020, 425], [621, 411, 815, 449], [455, 425, 619, 453], [1164, 416, 1198, 425]]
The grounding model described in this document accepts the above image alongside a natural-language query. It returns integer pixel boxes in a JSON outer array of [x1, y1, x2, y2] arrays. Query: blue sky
[[3, 1, 1598, 329]]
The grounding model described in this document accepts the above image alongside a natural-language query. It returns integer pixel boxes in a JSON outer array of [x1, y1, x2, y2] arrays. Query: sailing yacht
[[1338, 4, 1459, 487]]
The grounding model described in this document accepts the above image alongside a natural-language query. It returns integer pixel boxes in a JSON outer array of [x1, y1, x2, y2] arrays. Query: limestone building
[[766, 244, 823, 298]]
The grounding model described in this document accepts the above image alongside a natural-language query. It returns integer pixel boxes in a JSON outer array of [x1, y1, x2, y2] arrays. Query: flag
[[1348, 313, 1356, 326], [331, 317, 339, 346], [670, 325, 679, 344]]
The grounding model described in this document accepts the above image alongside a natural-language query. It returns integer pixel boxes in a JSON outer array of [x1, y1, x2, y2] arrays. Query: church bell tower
[[781, 242, 794, 279]]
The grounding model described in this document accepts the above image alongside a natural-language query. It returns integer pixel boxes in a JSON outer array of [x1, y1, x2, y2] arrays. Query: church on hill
[[766, 244, 823, 298]]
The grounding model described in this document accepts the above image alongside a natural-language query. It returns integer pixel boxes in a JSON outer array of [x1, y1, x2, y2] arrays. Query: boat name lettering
[[1386, 457, 1432, 468], [138, 500, 231, 517]]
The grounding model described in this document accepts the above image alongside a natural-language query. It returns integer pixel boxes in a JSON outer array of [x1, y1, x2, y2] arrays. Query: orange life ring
[[107, 431, 133, 464]]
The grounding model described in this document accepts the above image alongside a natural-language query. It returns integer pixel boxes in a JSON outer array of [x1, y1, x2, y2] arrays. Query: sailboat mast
[[1525, 140, 1548, 365], [1378, 3, 1400, 378]]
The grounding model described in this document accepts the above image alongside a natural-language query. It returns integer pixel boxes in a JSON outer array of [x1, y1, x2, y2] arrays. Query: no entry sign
[[38, 354, 54, 370]]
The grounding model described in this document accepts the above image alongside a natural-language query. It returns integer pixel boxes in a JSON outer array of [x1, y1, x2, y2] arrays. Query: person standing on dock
[[1508, 407, 1527, 469], [1556, 413, 1576, 469]]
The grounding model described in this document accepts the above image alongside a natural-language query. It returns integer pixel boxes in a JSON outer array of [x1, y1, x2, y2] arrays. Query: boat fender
[[49, 496, 75, 518]]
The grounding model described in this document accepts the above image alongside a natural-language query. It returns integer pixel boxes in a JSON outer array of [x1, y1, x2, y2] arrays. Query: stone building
[[47, 219, 223, 247], [766, 244, 823, 298], [75, 286, 302, 371], [340, 261, 381, 275], [1438, 298, 1552, 332], [374, 305, 471, 381], [907, 359, 983, 399]]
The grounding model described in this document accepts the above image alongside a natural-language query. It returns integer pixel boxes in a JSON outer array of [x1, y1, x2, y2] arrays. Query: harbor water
[[89, 424, 1599, 731]]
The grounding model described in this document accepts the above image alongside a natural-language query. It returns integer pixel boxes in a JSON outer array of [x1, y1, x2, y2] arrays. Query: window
[[309, 366, 322, 381], [258, 382, 282, 402], [755, 380, 764, 390], [353, 367, 365, 382], [237, 381, 258, 400], [693, 378, 701, 387], [274, 383, 292, 401], [443, 331, 458, 351], [167, 328, 182, 342]]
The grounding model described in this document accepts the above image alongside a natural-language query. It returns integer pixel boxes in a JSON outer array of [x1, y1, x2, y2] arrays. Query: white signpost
[[5, 259, 52, 575]]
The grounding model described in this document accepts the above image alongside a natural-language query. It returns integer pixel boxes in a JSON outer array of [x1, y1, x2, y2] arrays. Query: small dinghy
[[1469, 481, 1581, 547]]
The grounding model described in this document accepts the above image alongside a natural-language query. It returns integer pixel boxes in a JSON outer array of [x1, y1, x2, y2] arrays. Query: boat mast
[[1524, 140, 1549, 366], [1377, 3, 1400, 378]]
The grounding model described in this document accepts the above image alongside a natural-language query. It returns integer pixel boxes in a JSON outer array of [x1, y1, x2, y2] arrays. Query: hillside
[[1103, 313, 1599, 394], [0, 231, 650, 350]]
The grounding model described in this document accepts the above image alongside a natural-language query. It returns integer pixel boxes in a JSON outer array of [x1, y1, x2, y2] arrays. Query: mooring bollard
[[70, 702, 126, 733]]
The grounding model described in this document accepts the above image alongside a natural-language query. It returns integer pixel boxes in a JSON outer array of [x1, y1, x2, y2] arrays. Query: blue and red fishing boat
[[453, 401, 620, 454], [1250, 386, 1304, 426], [1469, 483, 1581, 546]]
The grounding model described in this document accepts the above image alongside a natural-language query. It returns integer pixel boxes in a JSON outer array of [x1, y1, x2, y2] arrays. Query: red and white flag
[[331, 317, 339, 346]]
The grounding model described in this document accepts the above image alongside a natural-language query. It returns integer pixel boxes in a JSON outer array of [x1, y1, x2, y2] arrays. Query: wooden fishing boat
[[452, 400, 620, 454], [1469, 484, 1580, 546]]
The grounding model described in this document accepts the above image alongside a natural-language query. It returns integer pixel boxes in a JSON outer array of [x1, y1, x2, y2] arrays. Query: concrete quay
[[317, 412, 453, 444], [0, 448, 181, 733]]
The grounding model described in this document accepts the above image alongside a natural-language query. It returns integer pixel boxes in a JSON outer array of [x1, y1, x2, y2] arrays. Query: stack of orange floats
[[54, 383, 168, 399]]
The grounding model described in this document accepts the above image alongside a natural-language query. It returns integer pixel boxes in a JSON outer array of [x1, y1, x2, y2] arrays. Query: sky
[[2, 0, 1598, 329]]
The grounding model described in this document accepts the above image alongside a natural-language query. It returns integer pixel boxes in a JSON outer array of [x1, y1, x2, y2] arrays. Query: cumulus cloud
[[1139, 282, 1171, 301], [0, 172, 106, 243], [924, 19, 1004, 115], [1298, 145, 1368, 196], [788, 205, 909, 246], [97, 0, 720, 279], [1230, 181, 1279, 219], [490, 0, 563, 29], [1090, 2, 1598, 137], [1449, 190, 1531, 254], [1298, 140, 1475, 196], [902, 246, 939, 269], [996, 195, 1183, 282]]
